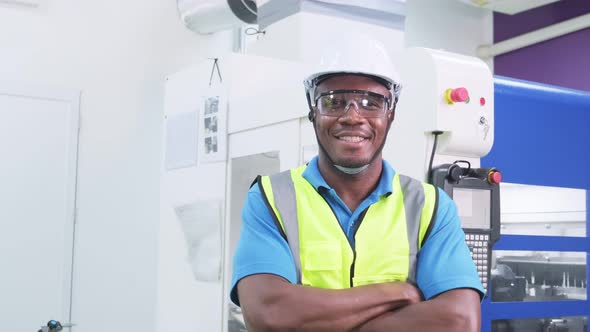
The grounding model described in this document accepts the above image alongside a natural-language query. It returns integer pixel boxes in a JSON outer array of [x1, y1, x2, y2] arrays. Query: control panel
[[396, 47, 494, 159], [430, 161, 502, 295]]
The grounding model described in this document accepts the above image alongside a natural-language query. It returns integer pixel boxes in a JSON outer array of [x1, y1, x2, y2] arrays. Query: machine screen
[[453, 188, 491, 229]]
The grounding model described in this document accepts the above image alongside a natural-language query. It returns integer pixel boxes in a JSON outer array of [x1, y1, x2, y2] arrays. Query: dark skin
[[238, 274, 421, 332], [312, 75, 393, 212], [237, 74, 481, 331]]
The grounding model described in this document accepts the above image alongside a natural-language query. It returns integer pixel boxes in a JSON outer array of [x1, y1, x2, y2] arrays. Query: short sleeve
[[230, 183, 297, 306], [416, 188, 485, 300]]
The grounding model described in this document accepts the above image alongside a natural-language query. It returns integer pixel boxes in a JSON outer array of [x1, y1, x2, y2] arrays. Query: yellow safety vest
[[257, 165, 438, 289]]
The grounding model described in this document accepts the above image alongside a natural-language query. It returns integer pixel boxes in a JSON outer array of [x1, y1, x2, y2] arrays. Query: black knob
[[447, 164, 463, 183], [47, 320, 63, 331]]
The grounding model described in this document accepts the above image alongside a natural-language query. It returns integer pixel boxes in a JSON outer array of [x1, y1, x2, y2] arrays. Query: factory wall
[[0, 2, 232, 332], [494, 0, 590, 92]]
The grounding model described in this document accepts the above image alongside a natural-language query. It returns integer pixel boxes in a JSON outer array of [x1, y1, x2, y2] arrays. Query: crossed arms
[[237, 274, 481, 332]]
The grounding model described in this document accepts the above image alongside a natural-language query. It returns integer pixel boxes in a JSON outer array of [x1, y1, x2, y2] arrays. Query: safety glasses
[[314, 89, 391, 118]]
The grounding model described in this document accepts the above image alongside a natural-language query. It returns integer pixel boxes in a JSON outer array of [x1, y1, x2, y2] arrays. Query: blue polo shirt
[[230, 157, 484, 305]]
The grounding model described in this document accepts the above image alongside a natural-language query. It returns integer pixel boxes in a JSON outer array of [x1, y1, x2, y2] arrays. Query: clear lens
[[316, 90, 389, 118]]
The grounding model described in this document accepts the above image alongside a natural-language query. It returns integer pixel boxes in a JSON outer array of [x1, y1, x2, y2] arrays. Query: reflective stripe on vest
[[259, 165, 438, 289]]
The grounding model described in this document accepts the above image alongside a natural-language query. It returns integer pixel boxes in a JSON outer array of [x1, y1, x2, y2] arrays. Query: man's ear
[[388, 109, 395, 124], [388, 97, 398, 123], [305, 91, 316, 123]]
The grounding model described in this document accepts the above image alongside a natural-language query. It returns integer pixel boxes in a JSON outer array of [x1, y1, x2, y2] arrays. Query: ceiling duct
[[257, 0, 406, 30], [177, 0, 257, 34]]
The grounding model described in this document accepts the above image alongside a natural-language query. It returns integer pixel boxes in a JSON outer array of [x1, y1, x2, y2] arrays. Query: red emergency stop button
[[445, 87, 470, 104], [488, 170, 502, 184]]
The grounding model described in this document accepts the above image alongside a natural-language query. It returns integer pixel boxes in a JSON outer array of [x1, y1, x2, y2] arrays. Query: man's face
[[312, 74, 394, 169]]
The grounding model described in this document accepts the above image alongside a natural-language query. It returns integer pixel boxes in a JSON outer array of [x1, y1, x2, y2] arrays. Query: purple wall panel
[[494, 0, 590, 92]]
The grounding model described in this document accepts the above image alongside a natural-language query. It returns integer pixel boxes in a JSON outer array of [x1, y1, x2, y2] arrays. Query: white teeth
[[338, 136, 365, 143]]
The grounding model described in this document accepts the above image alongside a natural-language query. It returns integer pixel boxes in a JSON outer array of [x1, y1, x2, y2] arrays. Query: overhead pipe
[[478, 13, 590, 58]]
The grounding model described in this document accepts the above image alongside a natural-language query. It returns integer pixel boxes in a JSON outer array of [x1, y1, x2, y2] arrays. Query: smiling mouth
[[337, 136, 367, 143]]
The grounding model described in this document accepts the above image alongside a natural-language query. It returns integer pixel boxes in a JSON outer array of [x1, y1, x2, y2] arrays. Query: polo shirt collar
[[302, 156, 396, 196]]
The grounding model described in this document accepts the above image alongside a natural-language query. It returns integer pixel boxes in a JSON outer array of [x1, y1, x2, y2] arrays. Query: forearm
[[239, 274, 420, 332], [257, 284, 412, 331], [355, 289, 481, 332]]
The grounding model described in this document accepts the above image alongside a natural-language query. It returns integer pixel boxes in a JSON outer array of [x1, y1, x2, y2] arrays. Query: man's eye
[[361, 98, 381, 109], [330, 97, 347, 108], [321, 97, 341, 109]]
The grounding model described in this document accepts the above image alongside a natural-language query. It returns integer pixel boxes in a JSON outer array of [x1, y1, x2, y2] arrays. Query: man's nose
[[340, 100, 364, 121]]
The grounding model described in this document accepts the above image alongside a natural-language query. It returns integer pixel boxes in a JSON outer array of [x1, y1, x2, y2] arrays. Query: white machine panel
[[387, 47, 494, 181], [225, 54, 309, 134], [399, 47, 494, 157]]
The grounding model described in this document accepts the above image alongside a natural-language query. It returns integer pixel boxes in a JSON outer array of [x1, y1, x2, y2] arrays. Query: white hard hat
[[304, 37, 402, 109]]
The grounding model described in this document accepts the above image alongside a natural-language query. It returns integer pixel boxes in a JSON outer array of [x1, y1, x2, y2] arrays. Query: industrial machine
[[493, 254, 587, 303], [431, 162, 502, 294], [387, 47, 500, 296], [491, 258, 588, 331]]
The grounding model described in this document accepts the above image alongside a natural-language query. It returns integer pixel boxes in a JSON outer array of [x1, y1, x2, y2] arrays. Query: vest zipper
[[318, 190, 350, 243], [349, 208, 369, 287], [318, 190, 357, 286], [318, 189, 371, 288]]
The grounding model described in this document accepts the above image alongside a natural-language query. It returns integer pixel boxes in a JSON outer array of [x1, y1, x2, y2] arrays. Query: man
[[231, 44, 484, 331]]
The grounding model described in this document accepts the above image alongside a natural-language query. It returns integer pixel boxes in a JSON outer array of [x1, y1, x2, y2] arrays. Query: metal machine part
[[491, 264, 527, 302], [386, 47, 494, 183], [492, 254, 587, 303], [492, 316, 587, 332], [430, 161, 502, 295]]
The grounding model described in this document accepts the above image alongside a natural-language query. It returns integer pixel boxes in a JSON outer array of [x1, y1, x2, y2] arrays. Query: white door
[[0, 85, 80, 331], [223, 119, 302, 332]]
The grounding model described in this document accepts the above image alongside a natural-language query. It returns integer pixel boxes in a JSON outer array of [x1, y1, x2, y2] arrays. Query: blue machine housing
[[480, 76, 590, 331]]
